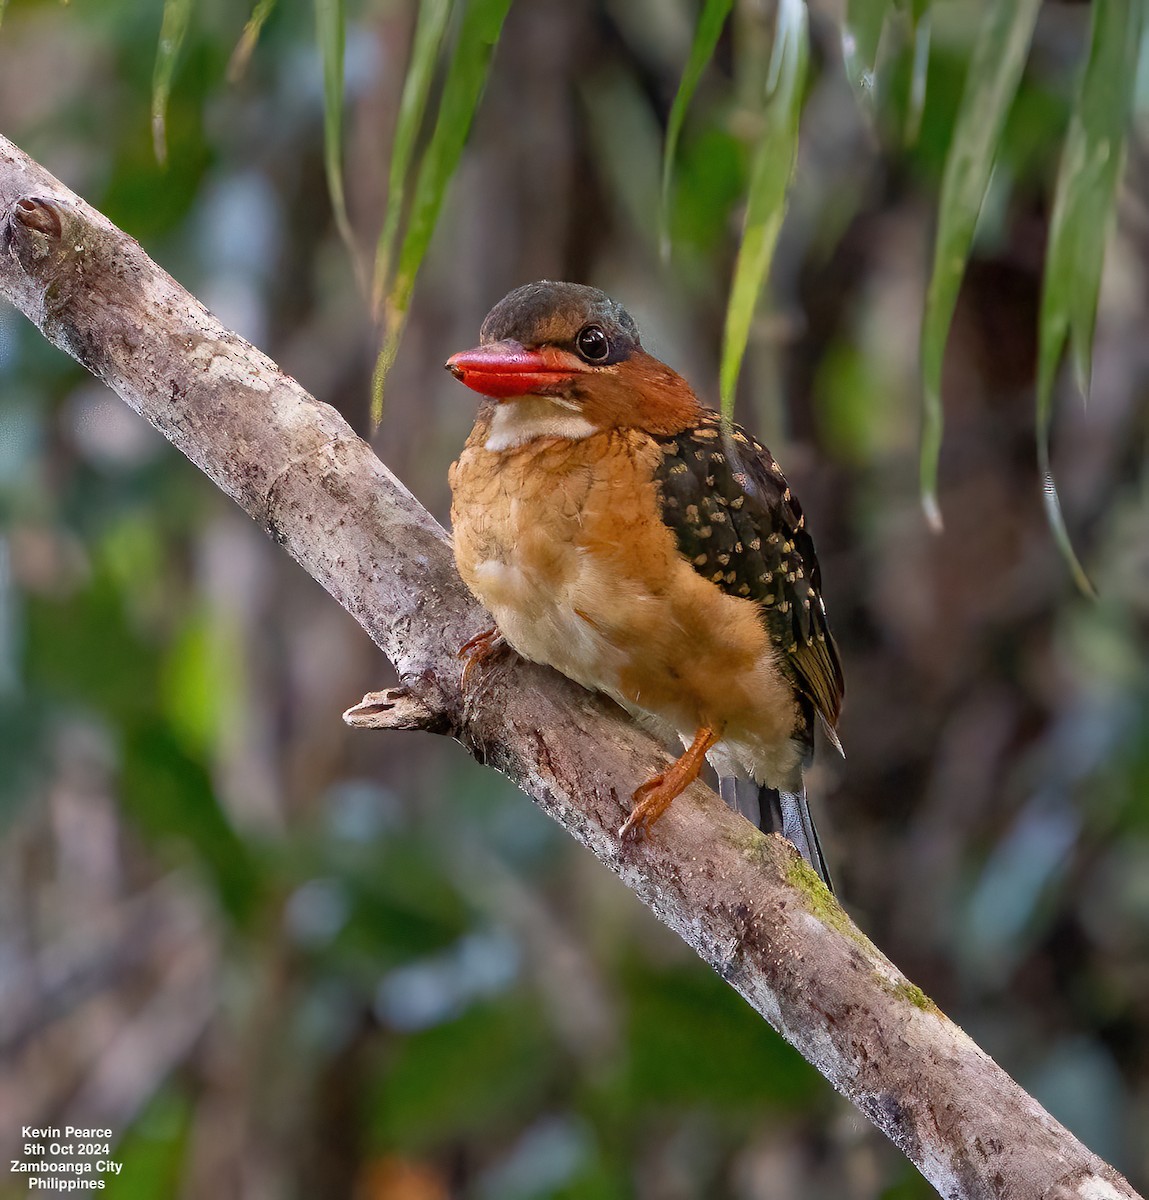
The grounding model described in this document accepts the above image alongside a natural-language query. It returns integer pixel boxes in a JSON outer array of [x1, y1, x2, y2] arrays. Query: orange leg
[[458, 625, 506, 689], [619, 726, 720, 840]]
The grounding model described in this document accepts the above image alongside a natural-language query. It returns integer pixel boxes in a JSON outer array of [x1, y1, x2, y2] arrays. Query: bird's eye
[[575, 325, 610, 363]]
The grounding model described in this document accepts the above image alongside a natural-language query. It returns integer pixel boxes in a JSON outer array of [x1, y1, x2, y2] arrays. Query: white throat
[[484, 396, 599, 451]]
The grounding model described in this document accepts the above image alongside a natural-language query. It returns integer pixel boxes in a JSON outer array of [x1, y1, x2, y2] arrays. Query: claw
[[458, 626, 506, 689], [619, 726, 720, 840]]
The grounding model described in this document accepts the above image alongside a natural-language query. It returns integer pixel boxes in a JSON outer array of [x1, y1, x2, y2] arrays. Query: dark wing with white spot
[[653, 411, 844, 736]]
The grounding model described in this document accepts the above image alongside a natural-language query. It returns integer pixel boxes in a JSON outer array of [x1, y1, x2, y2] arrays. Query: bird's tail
[[718, 777, 833, 893]]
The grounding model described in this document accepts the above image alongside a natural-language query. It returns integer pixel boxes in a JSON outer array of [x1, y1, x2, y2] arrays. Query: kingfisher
[[446, 281, 843, 887]]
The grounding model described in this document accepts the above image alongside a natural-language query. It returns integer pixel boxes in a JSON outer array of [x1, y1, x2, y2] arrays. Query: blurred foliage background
[[2, 0, 1149, 1197]]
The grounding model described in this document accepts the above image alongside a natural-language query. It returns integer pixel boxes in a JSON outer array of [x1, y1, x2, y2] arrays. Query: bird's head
[[446, 281, 700, 444]]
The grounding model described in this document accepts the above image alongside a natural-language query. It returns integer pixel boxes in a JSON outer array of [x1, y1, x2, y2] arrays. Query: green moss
[[783, 856, 941, 1015], [725, 823, 773, 859], [776, 851, 942, 1016], [784, 855, 869, 947], [884, 978, 941, 1015], [734, 830, 870, 953], [727, 828, 883, 960]]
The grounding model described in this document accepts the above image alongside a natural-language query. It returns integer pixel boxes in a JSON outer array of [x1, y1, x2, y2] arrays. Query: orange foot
[[619, 726, 720, 840], [458, 625, 506, 689]]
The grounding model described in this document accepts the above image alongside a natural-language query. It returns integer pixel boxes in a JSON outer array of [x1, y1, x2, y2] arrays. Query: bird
[[446, 281, 844, 887]]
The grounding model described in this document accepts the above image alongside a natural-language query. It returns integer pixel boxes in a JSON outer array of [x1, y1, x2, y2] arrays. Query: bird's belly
[[488, 559, 803, 787], [469, 544, 796, 767], [451, 429, 799, 779], [469, 552, 633, 696]]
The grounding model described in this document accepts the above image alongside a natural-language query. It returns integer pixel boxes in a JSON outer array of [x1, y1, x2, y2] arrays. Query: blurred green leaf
[[315, 0, 359, 269], [919, 0, 1040, 529], [719, 0, 808, 418], [1036, 0, 1142, 597], [26, 574, 158, 723], [0, 0, 9, 33], [372, 999, 551, 1150], [113, 1089, 192, 1200], [372, 0, 453, 316], [228, 0, 279, 82], [668, 125, 744, 259], [151, 0, 195, 164], [842, 0, 888, 101], [843, 1, 931, 146], [659, 0, 734, 262], [99, 514, 167, 612], [103, 92, 214, 241], [25, 564, 257, 920], [371, 0, 512, 426], [121, 721, 258, 922], [161, 609, 244, 757], [1036, 430, 1092, 605], [550, 1158, 631, 1200], [625, 965, 820, 1110], [331, 842, 472, 966], [815, 340, 892, 463], [906, 7, 930, 144], [879, 1162, 939, 1200]]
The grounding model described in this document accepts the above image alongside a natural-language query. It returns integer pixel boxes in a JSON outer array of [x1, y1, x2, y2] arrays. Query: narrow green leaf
[[659, 0, 734, 263], [905, 7, 930, 145], [372, 0, 513, 426], [719, 0, 808, 419], [842, 0, 888, 101], [1064, 0, 1141, 402], [1037, 441, 1095, 598], [315, 0, 360, 273], [919, 0, 1041, 529], [228, 0, 279, 83], [1036, 0, 1141, 597], [151, 0, 195, 165], [372, 0, 454, 316], [0, 0, 9, 33]]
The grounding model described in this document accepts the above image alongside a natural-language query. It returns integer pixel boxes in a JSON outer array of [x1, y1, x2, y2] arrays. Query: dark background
[[1, 1, 1147, 1197]]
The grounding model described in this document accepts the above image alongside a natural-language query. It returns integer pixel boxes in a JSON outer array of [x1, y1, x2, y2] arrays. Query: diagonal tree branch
[[0, 133, 1139, 1200]]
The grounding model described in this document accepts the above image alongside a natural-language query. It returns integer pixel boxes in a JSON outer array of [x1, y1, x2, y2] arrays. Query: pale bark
[[0, 133, 1140, 1200]]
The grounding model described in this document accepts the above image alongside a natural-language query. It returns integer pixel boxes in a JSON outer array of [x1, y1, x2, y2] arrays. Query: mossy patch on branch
[[784, 855, 872, 949], [881, 977, 941, 1015]]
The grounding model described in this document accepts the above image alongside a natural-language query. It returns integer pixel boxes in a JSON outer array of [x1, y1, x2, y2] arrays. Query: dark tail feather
[[719, 775, 760, 826], [776, 788, 833, 892], [719, 777, 833, 893]]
